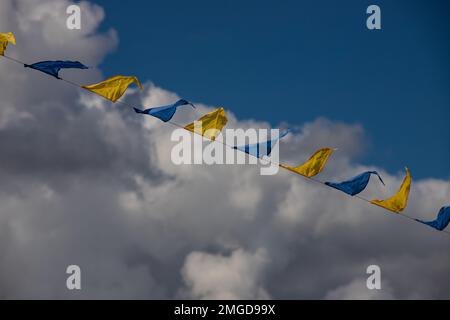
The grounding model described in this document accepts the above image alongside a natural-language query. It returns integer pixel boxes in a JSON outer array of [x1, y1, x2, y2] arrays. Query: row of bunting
[[1, 32, 449, 232]]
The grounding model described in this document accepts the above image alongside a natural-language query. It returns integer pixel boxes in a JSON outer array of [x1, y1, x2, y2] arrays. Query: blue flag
[[325, 171, 385, 196], [233, 130, 289, 158], [25, 60, 88, 79], [133, 99, 195, 122], [416, 206, 450, 231]]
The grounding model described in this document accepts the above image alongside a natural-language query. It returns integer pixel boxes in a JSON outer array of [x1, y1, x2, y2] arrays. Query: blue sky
[[94, 0, 450, 179]]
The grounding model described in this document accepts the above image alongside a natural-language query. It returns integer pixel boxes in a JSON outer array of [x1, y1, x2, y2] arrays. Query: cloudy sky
[[0, 0, 449, 299]]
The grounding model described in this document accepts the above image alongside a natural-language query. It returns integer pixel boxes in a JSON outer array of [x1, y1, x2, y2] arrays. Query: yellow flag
[[184, 107, 227, 141], [81, 75, 143, 103], [0, 32, 16, 55], [280, 148, 334, 177], [370, 167, 411, 213]]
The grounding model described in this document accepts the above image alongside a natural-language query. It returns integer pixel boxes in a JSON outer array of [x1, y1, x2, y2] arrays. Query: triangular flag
[[184, 107, 227, 141], [82, 75, 142, 103], [325, 171, 385, 196], [133, 99, 195, 122], [233, 129, 289, 158], [370, 167, 411, 213], [25, 60, 88, 79], [416, 206, 450, 231], [280, 148, 334, 177], [0, 32, 16, 55]]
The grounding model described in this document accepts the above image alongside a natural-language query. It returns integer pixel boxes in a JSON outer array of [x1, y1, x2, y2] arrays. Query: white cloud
[[0, 0, 449, 300], [325, 278, 394, 300], [180, 249, 270, 299]]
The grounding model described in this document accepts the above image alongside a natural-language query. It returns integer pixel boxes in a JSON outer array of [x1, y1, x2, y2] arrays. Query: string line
[[2, 54, 449, 237]]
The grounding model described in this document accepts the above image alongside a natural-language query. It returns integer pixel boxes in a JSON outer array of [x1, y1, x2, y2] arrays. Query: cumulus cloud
[[180, 249, 269, 299], [0, 0, 449, 299], [325, 278, 394, 300]]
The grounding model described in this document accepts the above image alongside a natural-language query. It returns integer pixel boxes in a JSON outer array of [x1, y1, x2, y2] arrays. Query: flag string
[[2, 53, 449, 238]]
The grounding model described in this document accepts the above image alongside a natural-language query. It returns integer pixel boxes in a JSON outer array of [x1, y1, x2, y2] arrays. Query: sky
[[0, 0, 449, 300], [94, 0, 450, 179]]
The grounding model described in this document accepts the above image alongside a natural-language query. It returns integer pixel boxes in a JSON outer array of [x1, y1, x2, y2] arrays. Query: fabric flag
[[133, 99, 195, 122], [416, 206, 450, 231], [25, 60, 88, 79], [280, 147, 334, 178], [184, 107, 227, 141], [370, 167, 411, 213], [0, 32, 16, 55], [233, 130, 289, 158], [81, 75, 142, 103], [325, 171, 385, 196]]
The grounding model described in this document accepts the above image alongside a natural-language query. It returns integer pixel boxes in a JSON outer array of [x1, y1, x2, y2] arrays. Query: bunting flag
[[81, 75, 142, 103], [0, 32, 16, 55], [416, 207, 450, 231], [133, 99, 195, 122], [280, 148, 334, 178], [233, 130, 289, 158], [25, 60, 88, 79], [184, 107, 227, 141], [370, 167, 411, 213], [325, 171, 385, 196], [3, 31, 450, 236]]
